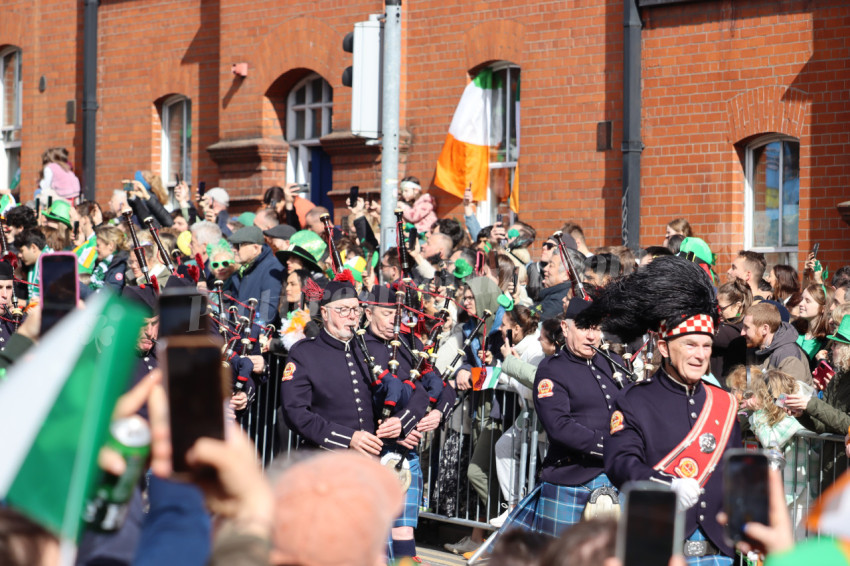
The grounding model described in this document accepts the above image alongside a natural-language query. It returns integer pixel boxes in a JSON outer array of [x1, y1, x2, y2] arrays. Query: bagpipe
[[122, 210, 152, 285], [143, 216, 175, 274], [553, 230, 587, 300]]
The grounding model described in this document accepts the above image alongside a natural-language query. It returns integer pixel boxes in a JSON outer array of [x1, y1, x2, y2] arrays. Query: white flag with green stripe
[[0, 292, 145, 553]]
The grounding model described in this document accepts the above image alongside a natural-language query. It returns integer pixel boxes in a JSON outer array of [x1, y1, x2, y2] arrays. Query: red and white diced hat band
[[658, 313, 715, 339]]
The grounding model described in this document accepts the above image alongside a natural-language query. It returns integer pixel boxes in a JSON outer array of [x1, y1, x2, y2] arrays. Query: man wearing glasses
[[281, 277, 402, 454]]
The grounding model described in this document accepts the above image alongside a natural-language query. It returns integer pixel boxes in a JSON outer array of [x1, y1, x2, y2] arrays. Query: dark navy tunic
[[605, 369, 742, 557], [281, 329, 376, 450], [363, 329, 433, 437], [533, 347, 622, 486]]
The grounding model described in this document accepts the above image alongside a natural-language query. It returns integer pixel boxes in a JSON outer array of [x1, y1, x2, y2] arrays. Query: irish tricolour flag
[[0, 292, 145, 561], [471, 365, 502, 391], [435, 68, 496, 203]]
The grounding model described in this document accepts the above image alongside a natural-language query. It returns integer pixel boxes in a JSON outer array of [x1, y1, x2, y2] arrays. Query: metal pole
[[379, 0, 401, 256], [82, 0, 100, 202], [622, 0, 642, 251]]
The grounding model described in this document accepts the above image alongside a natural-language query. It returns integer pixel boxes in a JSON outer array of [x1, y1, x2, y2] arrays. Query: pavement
[[414, 518, 491, 565]]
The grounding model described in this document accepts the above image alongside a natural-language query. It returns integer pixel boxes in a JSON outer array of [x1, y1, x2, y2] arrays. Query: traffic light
[[342, 18, 383, 138]]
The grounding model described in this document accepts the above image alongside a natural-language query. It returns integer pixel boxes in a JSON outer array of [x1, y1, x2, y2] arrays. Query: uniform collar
[[659, 366, 702, 396], [320, 328, 350, 350]]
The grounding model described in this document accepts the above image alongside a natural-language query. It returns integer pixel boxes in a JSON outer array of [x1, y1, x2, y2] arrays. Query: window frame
[[743, 134, 800, 263], [0, 47, 23, 193], [161, 95, 192, 190], [285, 73, 333, 190], [478, 62, 520, 227]]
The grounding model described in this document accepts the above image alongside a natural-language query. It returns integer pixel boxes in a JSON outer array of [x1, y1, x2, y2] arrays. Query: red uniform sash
[[653, 386, 737, 487]]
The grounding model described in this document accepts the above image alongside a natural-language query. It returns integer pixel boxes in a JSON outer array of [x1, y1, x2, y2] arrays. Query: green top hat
[[274, 230, 327, 274], [452, 258, 473, 280], [679, 237, 716, 266], [42, 199, 72, 228], [827, 314, 850, 345]]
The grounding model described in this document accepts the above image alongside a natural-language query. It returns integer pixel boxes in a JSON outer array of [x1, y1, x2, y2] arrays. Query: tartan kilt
[[499, 473, 615, 538], [393, 452, 423, 529], [685, 528, 734, 566]]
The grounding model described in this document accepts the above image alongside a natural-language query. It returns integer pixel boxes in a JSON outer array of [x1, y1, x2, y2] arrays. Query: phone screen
[[197, 181, 206, 198], [724, 451, 769, 544], [40, 253, 79, 335], [621, 487, 678, 566], [159, 290, 208, 337], [408, 227, 418, 251], [348, 185, 360, 208], [122, 180, 133, 192], [812, 243, 820, 259], [164, 338, 226, 475]]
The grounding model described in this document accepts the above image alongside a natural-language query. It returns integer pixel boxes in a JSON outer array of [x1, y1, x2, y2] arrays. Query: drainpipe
[[82, 0, 99, 201], [622, 0, 643, 251]]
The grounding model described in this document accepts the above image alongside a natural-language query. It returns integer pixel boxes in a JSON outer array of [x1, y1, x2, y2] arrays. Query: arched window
[[286, 74, 333, 197], [161, 95, 192, 188], [744, 136, 800, 266], [478, 62, 520, 226], [0, 47, 22, 194]]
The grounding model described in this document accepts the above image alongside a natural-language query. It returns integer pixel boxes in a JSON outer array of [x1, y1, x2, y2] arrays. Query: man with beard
[[281, 276, 402, 453]]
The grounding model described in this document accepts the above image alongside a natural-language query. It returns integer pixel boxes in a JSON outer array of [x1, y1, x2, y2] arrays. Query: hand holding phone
[[39, 252, 79, 335], [723, 450, 769, 546], [162, 335, 227, 479], [617, 482, 682, 566]]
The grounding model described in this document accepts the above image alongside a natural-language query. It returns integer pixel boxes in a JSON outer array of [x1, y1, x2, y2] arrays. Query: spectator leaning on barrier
[[785, 314, 850, 436], [743, 301, 812, 386]]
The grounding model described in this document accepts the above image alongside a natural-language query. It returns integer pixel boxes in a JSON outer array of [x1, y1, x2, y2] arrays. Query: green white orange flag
[[435, 68, 495, 202], [0, 292, 145, 558]]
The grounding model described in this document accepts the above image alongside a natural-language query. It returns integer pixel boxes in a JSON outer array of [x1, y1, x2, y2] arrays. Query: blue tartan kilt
[[498, 473, 616, 539], [685, 528, 734, 566], [393, 452, 423, 529]]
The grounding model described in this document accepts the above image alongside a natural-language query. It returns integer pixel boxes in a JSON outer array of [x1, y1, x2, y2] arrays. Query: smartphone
[[348, 185, 360, 208], [197, 181, 206, 199], [162, 335, 227, 478], [159, 287, 208, 337], [723, 449, 770, 545], [73, 220, 80, 241], [496, 213, 503, 225], [774, 393, 787, 408], [408, 227, 418, 252], [506, 329, 513, 347], [812, 243, 820, 260], [39, 252, 79, 335], [617, 482, 682, 566], [175, 173, 182, 185], [122, 180, 133, 192]]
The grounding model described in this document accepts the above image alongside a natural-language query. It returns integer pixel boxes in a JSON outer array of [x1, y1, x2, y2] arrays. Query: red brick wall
[[2, 0, 848, 275], [641, 0, 850, 273]]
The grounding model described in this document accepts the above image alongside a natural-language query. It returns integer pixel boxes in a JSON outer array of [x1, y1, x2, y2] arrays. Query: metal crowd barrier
[[239, 356, 848, 544], [240, 353, 542, 529]]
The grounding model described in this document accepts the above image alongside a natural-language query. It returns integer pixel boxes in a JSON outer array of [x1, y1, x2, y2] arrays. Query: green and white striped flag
[[0, 292, 145, 560]]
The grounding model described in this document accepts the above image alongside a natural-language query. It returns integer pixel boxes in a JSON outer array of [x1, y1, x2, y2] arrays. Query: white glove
[[671, 477, 700, 511]]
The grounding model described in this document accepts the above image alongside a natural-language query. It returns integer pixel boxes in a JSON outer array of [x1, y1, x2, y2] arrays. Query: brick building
[[1, 0, 848, 271]]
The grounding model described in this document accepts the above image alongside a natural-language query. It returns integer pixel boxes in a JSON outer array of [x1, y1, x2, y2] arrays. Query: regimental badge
[[699, 433, 717, 454], [675, 457, 699, 479], [282, 362, 296, 381], [610, 410, 625, 434], [537, 379, 554, 399]]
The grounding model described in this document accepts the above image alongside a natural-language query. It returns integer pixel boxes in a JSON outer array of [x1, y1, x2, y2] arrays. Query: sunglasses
[[212, 261, 233, 269], [542, 242, 556, 250]]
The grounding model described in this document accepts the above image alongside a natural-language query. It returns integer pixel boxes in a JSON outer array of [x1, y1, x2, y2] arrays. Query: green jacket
[[798, 371, 850, 435]]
